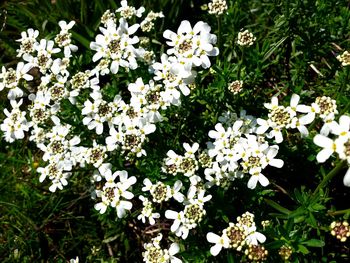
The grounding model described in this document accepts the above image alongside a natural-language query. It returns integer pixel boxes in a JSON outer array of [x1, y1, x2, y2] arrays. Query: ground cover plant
[[0, 0, 350, 262]]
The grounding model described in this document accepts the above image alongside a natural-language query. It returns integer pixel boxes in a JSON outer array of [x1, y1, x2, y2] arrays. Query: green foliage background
[[0, 0, 349, 262]]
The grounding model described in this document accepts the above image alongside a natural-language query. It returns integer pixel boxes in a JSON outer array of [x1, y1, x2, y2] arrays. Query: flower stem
[[217, 16, 222, 53], [313, 161, 347, 195], [328, 208, 350, 216]]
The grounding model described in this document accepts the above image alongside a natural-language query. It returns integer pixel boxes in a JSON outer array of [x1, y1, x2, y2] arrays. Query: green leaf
[[71, 31, 91, 49], [262, 36, 288, 63], [227, 253, 234, 263], [302, 239, 325, 247], [310, 203, 326, 211], [297, 244, 310, 254], [264, 198, 291, 215]]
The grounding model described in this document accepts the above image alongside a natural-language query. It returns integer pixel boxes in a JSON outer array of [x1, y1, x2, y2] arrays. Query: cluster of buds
[[245, 244, 268, 262], [228, 80, 243, 94], [208, 0, 228, 15], [337, 50, 350, 66], [206, 212, 267, 259], [237, 30, 256, 46], [330, 221, 350, 242], [278, 245, 293, 261]]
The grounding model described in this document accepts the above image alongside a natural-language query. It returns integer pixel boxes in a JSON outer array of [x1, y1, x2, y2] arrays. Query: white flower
[[168, 243, 182, 263], [69, 256, 79, 263], [163, 20, 219, 69], [137, 195, 160, 225], [16, 28, 39, 57], [206, 232, 230, 256], [247, 166, 269, 189], [320, 113, 338, 136], [171, 180, 185, 203], [90, 18, 141, 74], [1, 99, 31, 142], [183, 142, 199, 158], [246, 229, 266, 246], [116, 0, 145, 19], [165, 210, 186, 236], [331, 115, 350, 140], [56, 20, 78, 57], [313, 134, 337, 163]]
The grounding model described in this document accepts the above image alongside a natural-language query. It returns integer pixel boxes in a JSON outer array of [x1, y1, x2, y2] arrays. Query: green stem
[[217, 16, 222, 53], [337, 66, 349, 101], [237, 48, 244, 79], [313, 161, 347, 195], [328, 208, 350, 216]]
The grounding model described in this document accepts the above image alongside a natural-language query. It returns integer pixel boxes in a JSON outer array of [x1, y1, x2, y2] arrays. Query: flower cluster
[[0, 20, 83, 191], [205, 110, 284, 189], [142, 179, 185, 203], [141, 11, 164, 32], [0, 0, 219, 196], [257, 94, 318, 143], [206, 212, 267, 259], [0, 99, 31, 143], [313, 114, 350, 186], [208, 0, 228, 15], [90, 17, 143, 75], [117, 0, 145, 19], [137, 195, 160, 225], [36, 121, 82, 192], [142, 234, 182, 263], [165, 186, 212, 239], [163, 20, 219, 70], [237, 30, 256, 46], [163, 142, 202, 184], [92, 165, 136, 217], [137, 179, 185, 225]]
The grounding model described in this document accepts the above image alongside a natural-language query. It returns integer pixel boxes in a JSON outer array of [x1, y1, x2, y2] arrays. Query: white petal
[[290, 94, 300, 107], [256, 232, 266, 243], [169, 243, 180, 256], [343, 167, 350, 187], [269, 159, 284, 168], [313, 134, 333, 148], [247, 176, 258, 189], [316, 149, 333, 163], [258, 174, 269, 187], [206, 232, 220, 243], [178, 20, 192, 34], [165, 210, 178, 219], [210, 244, 222, 256]]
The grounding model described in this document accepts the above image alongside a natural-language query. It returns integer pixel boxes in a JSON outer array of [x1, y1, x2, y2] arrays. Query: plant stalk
[[313, 161, 347, 195], [328, 208, 350, 216]]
